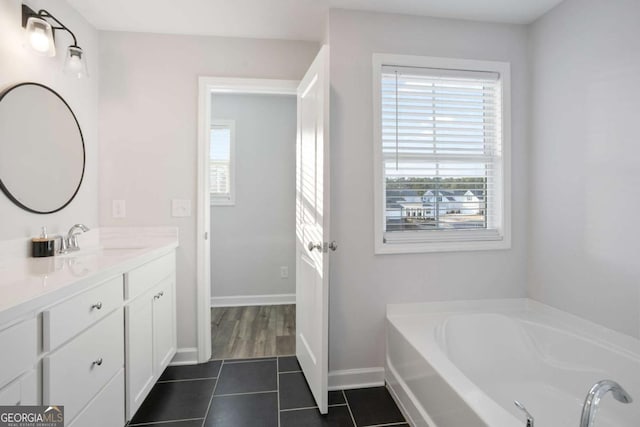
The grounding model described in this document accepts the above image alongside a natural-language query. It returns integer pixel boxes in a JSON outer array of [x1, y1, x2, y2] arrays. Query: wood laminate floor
[[211, 305, 295, 360]]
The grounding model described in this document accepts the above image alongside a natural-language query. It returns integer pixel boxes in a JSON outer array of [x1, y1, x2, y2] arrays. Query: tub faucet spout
[[580, 380, 632, 427], [514, 400, 534, 427]]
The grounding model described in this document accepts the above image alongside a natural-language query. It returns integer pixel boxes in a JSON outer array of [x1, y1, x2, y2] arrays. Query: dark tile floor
[[128, 356, 408, 427]]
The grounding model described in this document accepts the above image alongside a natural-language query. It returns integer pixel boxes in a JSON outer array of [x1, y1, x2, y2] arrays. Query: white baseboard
[[170, 349, 385, 392], [169, 347, 199, 366], [211, 293, 295, 307], [328, 367, 385, 391]]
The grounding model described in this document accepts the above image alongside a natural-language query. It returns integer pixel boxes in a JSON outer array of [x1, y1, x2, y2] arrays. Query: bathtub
[[385, 299, 640, 427]]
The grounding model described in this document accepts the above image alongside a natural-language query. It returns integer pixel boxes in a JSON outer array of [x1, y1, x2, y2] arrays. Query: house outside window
[[373, 54, 511, 254], [210, 119, 235, 205]]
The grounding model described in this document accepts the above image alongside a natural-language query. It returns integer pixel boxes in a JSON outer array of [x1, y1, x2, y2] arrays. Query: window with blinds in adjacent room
[[373, 55, 511, 254], [210, 119, 235, 205]]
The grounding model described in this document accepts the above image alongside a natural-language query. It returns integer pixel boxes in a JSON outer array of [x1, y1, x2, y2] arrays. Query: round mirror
[[0, 83, 85, 214]]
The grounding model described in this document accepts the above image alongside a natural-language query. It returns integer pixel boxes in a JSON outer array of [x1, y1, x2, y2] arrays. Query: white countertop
[[0, 227, 179, 326]]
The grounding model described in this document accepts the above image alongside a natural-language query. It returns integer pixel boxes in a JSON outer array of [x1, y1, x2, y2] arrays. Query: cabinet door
[[125, 288, 155, 420], [153, 277, 176, 375], [0, 370, 37, 406]]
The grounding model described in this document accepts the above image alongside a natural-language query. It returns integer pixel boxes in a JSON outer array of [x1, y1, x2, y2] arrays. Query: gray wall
[[99, 31, 318, 350], [528, 0, 640, 337], [327, 9, 530, 373], [210, 94, 296, 299], [0, 0, 99, 240]]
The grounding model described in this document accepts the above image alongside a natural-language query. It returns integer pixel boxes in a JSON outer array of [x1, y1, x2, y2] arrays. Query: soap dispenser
[[32, 227, 55, 258]]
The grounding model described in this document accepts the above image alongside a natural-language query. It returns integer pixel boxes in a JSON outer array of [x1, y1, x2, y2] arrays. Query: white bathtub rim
[[386, 298, 640, 427], [388, 298, 640, 360], [436, 314, 640, 374], [387, 315, 521, 426], [387, 297, 530, 318]]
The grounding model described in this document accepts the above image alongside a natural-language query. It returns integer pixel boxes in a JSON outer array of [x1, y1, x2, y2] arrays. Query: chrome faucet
[[580, 380, 632, 427], [56, 224, 90, 253], [67, 224, 90, 251], [514, 400, 534, 427]]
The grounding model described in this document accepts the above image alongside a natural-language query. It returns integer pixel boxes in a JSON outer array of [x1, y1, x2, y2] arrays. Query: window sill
[[210, 199, 235, 207], [375, 232, 510, 254]]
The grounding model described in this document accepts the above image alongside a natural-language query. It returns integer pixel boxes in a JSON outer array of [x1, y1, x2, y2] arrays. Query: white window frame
[[372, 53, 512, 254], [209, 119, 236, 206]]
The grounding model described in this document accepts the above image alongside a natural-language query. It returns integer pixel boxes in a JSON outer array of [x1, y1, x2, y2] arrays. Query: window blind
[[210, 125, 231, 198], [381, 65, 503, 235]]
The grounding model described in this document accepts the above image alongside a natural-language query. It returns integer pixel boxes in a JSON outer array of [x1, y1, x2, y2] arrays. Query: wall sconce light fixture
[[22, 4, 89, 78]]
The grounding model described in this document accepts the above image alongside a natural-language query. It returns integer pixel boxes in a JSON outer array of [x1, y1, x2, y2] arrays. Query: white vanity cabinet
[[0, 242, 178, 427], [125, 252, 177, 420], [153, 276, 177, 374], [42, 275, 124, 351], [0, 318, 38, 406], [43, 308, 124, 421], [0, 369, 38, 406], [68, 370, 125, 427], [42, 275, 125, 424]]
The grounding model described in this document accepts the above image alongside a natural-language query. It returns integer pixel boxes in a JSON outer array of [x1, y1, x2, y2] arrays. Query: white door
[[296, 45, 331, 414]]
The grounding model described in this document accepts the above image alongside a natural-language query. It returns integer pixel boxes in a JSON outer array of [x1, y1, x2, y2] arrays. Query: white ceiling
[[66, 0, 564, 42], [331, 0, 564, 26]]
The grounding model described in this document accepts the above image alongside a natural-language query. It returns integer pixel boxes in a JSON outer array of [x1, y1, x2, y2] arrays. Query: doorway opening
[[196, 78, 299, 362], [209, 92, 297, 359], [197, 46, 329, 413]]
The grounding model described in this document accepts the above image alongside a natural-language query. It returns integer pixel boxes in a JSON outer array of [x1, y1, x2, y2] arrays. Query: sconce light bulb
[[64, 46, 89, 79], [30, 27, 51, 53], [68, 54, 82, 71], [25, 17, 55, 57]]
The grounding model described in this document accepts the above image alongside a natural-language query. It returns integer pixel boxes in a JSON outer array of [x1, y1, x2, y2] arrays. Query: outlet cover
[[112, 200, 126, 218], [172, 199, 192, 217], [280, 266, 289, 279]]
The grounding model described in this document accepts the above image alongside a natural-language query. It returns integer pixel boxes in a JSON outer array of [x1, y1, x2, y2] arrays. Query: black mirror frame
[[0, 82, 86, 214]]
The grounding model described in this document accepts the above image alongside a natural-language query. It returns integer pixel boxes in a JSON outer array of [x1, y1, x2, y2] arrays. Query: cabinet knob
[[154, 291, 165, 300], [92, 357, 103, 366], [91, 302, 103, 310]]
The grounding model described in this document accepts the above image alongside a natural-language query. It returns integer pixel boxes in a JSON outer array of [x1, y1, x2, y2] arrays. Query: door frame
[[196, 77, 299, 363]]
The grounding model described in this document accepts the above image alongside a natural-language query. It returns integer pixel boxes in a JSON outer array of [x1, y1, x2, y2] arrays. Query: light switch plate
[[172, 199, 192, 217], [112, 200, 126, 218]]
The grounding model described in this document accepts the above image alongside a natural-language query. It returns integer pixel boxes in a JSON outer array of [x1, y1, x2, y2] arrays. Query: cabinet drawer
[[0, 378, 20, 405], [0, 370, 38, 405], [69, 369, 124, 427], [43, 275, 123, 351], [44, 308, 124, 421], [125, 252, 175, 300], [0, 318, 37, 388]]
